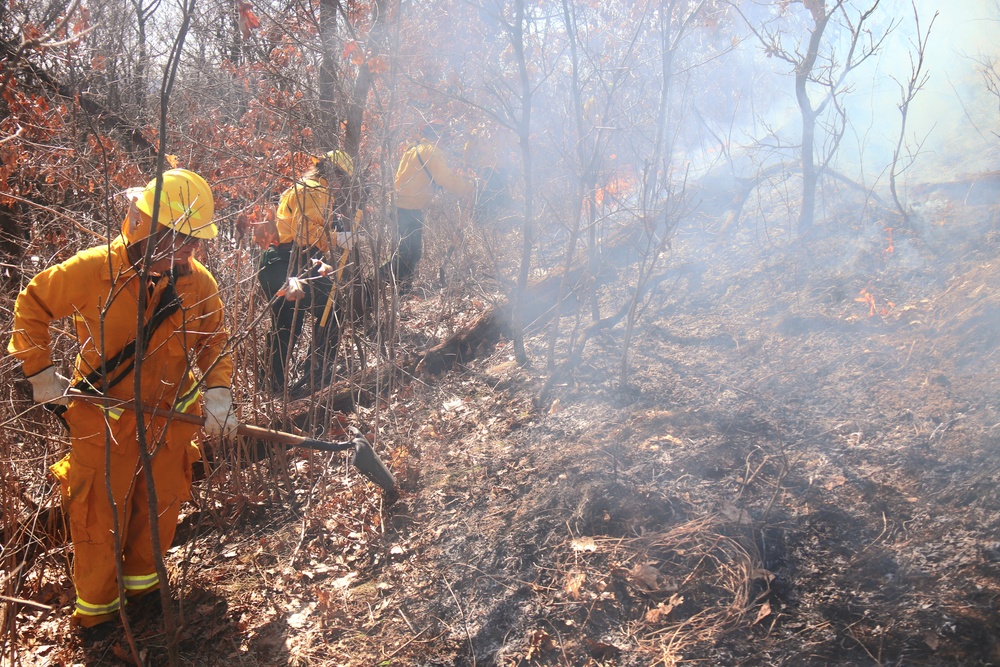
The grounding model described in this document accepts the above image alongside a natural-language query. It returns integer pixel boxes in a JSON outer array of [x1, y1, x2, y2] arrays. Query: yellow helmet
[[322, 150, 354, 177], [125, 169, 217, 243]]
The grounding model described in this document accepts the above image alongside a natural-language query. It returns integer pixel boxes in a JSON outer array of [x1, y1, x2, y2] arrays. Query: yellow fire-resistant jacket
[[395, 139, 473, 211], [275, 178, 339, 254], [8, 234, 232, 624], [8, 235, 232, 410]]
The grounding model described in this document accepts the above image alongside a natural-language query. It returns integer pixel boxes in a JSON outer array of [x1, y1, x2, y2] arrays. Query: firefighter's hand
[[336, 231, 355, 248], [283, 276, 306, 301], [311, 258, 335, 277], [27, 366, 70, 406], [203, 387, 238, 440]]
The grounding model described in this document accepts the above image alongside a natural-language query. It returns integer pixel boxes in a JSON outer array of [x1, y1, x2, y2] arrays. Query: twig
[[853, 511, 890, 560], [443, 576, 476, 667], [929, 416, 959, 442], [0, 125, 24, 145], [0, 595, 52, 612], [382, 625, 429, 660]]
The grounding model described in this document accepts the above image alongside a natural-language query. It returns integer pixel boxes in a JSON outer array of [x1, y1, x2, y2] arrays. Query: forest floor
[[9, 183, 1000, 666]]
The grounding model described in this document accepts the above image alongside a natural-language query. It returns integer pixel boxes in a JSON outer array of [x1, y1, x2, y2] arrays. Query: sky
[[842, 0, 999, 181]]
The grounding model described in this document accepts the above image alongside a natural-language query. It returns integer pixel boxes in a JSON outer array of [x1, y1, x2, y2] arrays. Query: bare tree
[[506, 0, 538, 364], [889, 2, 937, 222], [737, 0, 891, 232], [130, 0, 160, 113], [543, 0, 637, 372], [617, 0, 705, 386], [130, 4, 197, 664], [976, 0, 1000, 134]]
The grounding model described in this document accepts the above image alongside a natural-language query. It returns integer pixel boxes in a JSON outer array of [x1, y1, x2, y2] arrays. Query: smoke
[[687, 0, 1000, 190], [407, 0, 999, 226], [865, 1, 999, 181]]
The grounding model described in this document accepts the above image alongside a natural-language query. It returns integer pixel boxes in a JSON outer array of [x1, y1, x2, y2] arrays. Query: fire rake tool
[[66, 389, 396, 494]]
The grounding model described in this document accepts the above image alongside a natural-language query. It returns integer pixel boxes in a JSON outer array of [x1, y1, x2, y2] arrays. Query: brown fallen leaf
[[525, 628, 555, 660], [112, 643, 137, 664], [584, 637, 620, 660], [629, 562, 662, 592], [753, 600, 772, 625], [822, 474, 847, 490], [645, 593, 684, 623], [566, 570, 586, 600]]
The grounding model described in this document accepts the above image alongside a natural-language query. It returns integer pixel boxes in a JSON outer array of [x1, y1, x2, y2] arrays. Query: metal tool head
[[350, 437, 397, 496]]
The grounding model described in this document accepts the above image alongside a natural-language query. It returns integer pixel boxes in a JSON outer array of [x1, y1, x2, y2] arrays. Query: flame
[[855, 289, 876, 317], [602, 173, 636, 197], [593, 171, 637, 208], [855, 288, 896, 318]]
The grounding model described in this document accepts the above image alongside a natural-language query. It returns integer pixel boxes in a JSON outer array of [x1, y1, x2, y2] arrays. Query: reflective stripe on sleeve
[[101, 406, 125, 420], [174, 386, 200, 414]]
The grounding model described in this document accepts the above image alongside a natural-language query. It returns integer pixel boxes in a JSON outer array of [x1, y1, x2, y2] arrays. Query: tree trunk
[[799, 108, 817, 231], [345, 0, 388, 159], [318, 0, 340, 147], [794, 8, 831, 233], [511, 0, 534, 365]]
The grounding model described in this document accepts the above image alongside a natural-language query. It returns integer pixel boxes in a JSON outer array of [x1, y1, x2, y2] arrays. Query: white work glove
[[203, 387, 238, 440], [27, 366, 71, 406], [282, 276, 306, 301], [336, 231, 354, 247], [311, 257, 335, 277]]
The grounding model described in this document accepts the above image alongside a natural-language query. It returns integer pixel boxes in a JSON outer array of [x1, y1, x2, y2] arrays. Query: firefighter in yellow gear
[[258, 150, 354, 393], [8, 169, 236, 630], [273, 149, 355, 254], [384, 119, 474, 291], [462, 125, 513, 224]]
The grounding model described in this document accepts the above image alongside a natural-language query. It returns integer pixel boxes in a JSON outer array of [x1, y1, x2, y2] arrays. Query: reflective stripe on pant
[[75, 596, 120, 620], [51, 399, 201, 627], [123, 573, 159, 595]]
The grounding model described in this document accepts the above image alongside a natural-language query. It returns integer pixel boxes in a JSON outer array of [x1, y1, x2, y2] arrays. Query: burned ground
[[7, 184, 1000, 666]]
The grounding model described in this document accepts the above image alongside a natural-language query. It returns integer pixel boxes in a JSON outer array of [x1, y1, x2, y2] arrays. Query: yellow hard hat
[[322, 150, 354, 178], [130, 169, 217, 241]]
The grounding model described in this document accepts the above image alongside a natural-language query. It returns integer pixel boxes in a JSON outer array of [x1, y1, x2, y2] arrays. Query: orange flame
[[855, 288, 896, 318], [602, 174, 635, 197], [855, 289, 876, 317]]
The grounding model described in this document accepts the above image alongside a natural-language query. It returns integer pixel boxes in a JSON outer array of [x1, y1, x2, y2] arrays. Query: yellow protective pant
[[51, 400, 201, 627]]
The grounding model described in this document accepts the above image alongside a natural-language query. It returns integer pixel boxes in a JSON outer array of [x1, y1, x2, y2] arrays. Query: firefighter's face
[[148, 229, 201, 273], [328, 171, 345, 191]]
